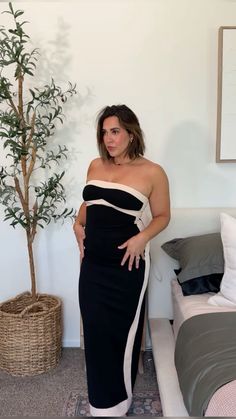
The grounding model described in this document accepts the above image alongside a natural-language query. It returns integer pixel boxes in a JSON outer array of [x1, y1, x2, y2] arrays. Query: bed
[[147, 208, 236, 417]]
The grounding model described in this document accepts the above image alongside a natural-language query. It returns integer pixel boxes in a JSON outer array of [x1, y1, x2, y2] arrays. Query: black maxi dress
[[79, 180, 151, 416]]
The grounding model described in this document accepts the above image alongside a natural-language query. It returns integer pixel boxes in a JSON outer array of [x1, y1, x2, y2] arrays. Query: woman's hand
[[73, 222, 86, 262], [118, 233, 147, 271]]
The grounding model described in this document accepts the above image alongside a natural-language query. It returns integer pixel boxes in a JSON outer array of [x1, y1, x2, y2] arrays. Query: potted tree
[[0, 3, 76, 376]]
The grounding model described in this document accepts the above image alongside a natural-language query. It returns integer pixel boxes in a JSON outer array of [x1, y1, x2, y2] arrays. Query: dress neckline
[[86, 179, 149, 202]]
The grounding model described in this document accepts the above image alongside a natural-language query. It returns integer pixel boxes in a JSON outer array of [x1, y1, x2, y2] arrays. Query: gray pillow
[[161, 233, 224, 283]]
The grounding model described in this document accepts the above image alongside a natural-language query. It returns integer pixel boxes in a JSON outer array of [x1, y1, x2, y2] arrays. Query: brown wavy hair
[[96, 104, 145, 160]]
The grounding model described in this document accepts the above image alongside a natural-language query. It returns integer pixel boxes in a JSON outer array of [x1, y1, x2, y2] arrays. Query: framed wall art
[[216, 26, 236, 162]]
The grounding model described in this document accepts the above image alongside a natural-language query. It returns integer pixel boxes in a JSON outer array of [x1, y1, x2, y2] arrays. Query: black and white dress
[[79, 180, 151, 416]]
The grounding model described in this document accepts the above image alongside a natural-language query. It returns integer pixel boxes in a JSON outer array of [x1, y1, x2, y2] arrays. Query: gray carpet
[[0, 348, 87, 416], [0, 348, 161, 417]]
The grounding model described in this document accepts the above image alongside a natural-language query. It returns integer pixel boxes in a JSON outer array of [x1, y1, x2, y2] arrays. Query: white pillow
[[208, 212, 236, 307]]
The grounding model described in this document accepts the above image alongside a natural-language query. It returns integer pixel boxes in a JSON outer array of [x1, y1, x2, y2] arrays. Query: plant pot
[[0, 292, 62, 376]]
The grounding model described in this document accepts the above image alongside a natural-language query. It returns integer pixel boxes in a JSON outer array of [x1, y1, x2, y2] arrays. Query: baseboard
[[62, 339, 81, 348]]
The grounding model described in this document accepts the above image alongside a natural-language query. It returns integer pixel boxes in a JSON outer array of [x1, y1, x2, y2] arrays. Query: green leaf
[[15, 10, 24, 18], [9, 2, 14, 14], [24, 68, 34, 76]]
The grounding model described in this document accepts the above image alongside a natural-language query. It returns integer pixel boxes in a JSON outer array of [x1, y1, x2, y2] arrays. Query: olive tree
[[0, 3, 76, 300]]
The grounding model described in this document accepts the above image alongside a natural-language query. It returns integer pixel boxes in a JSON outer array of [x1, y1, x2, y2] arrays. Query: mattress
[[171, 278, 236, 339], [171, 278, 236, 416]]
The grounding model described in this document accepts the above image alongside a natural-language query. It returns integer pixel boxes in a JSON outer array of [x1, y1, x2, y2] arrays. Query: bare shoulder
[[87, 157, 109, 180], [88, 157, 102, 169], [87, 157, 103, 174], [141, 157, 168, 182]]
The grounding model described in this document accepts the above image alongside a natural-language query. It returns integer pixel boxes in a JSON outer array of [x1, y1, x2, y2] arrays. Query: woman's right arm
[[73, 201, 87, 260]]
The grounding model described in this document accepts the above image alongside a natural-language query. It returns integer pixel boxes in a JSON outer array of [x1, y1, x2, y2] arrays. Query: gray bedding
[[175, 311, 236, 416]]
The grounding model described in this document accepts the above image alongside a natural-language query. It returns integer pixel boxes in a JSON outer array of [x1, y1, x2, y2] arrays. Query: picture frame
[[216, 26, 236, 162]]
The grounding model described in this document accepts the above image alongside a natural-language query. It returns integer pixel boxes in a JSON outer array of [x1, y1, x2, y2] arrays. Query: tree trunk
[[26, 230, 37, 301]]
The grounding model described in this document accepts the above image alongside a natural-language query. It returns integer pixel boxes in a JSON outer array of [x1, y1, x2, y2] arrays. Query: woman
[[73, 104, 170, 416]]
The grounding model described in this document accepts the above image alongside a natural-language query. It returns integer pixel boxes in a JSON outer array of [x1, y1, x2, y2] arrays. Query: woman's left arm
[[118, 166, 170, 270], [140, 165, 170, 242]]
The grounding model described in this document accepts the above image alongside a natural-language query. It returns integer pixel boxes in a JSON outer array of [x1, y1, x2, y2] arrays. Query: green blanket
[[175, 312, 236, 416]]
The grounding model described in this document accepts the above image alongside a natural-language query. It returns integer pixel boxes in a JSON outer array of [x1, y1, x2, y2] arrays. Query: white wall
[[0, 0, 236, 346]]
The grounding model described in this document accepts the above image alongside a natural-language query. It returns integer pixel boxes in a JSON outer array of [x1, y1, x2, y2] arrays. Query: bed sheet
[[171, 278, 236, 339], [172, 278, 236, 416]]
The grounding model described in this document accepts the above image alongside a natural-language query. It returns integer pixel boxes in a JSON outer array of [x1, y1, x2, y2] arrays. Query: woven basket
[[0, 292, 62, 376]]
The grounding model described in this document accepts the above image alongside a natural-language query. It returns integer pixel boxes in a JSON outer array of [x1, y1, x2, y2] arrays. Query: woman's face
[[102, 116, 131, 159]]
